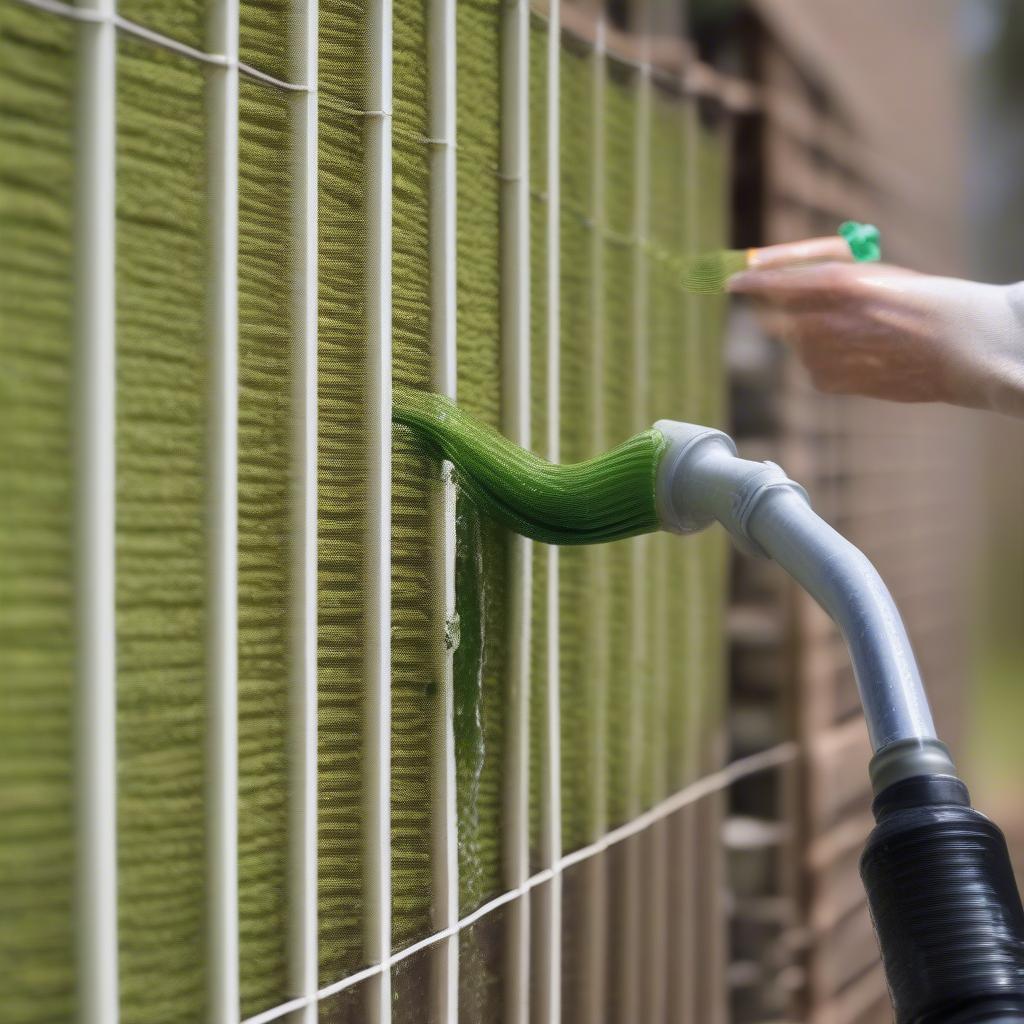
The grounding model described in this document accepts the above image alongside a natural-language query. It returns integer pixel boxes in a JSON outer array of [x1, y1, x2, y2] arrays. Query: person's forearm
[[730, 261, 1024, 418]]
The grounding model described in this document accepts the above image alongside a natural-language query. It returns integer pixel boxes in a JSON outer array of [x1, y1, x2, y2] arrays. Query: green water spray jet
[[672, 219, 881, 293]]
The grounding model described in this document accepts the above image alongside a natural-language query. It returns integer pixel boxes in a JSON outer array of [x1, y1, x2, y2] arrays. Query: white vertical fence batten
[[289, 0, 319, 1020], [365, 0, 393, 1020], [537, 2, 562, 1022], [670, 93, 705, 1024], [687, 95, 710, 1024], [532, 2, 565, 1024], [694, 99, 730, 1024], [581, 16, 608, 1024], [499, 1, 532, 1022], [587, 9, 608, 845], [632, 52, 668, 1024], [73, 0, 119, 1021], [206, 0, 241, 1018], [627, 55, 651, 847], [427, 0, 458, 1017], [613, 47, 653, 1024]]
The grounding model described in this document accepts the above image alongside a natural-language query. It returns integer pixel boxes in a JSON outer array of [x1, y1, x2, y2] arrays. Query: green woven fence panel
[[0, 7, 736, 1021], [642, 92, 670, 811], [672, 97, 699, 795], [603, 59, 644, 1024], [455, 3, 510, 1017], [455, 0, 507, 919], [118, 0, 206, 52], [603, 60, 641, 829], [237, 78, 295, 1019], [649, 87, 696, 798], [556, 40, 597, 1017], [391, 0, 441, 952], [0, 9, 76, 1023], [240, 0, 293, 85], [695, 111, 730, 431], [558, 38, 598, 855], [527, 8, 549, 875], [116, 39, 209, 1024], [318, 0, 369, 988], [694, 110, 732, 773]]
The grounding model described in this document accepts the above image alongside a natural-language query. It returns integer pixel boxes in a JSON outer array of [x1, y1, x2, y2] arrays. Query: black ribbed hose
[[861, 775, 1024, 1023]]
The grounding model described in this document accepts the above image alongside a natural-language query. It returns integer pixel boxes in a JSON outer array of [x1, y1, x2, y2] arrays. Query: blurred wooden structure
[[723, 3, 977, 1021]]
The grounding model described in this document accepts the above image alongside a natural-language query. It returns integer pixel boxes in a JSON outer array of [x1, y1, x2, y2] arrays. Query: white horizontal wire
[[12, 0, 311, 93], [239, 741, 798, 1024], [237, 61, 310, 93]]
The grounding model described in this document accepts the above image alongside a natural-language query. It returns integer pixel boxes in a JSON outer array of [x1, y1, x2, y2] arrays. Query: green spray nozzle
[[839, 220, 882, 262]]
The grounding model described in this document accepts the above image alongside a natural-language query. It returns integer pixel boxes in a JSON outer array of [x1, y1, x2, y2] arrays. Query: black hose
[[861, 775, 1024, 1023]]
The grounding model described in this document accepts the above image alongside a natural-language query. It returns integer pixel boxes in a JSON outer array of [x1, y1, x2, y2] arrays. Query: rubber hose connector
[[861, 776, 1024, 1023]]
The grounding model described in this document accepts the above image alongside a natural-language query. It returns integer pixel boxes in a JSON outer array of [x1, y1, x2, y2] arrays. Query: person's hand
[[728, 257, 1024, 417]]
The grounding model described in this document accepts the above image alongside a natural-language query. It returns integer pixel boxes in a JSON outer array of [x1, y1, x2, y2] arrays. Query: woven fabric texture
[[237, 78, 295, 1019], [115, 39, 210, 1024], [0, 3, 733, 1020], [557, 39, 599, 856], [454, 0, 507, 925], [317, 0, 369, 990], [0, 8, 76, 1023], [391, 0, 442, 953]]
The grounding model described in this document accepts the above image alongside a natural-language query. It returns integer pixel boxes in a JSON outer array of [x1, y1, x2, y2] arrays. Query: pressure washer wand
[[655, 422, 1024, 1024], [393, 389, 1024, 1021]]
